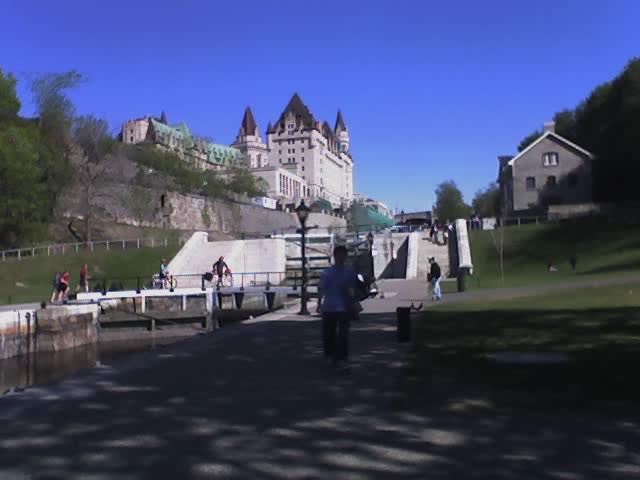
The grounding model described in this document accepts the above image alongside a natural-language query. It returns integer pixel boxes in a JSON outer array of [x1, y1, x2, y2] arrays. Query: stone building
[[121, 113, 243, 171], [232, 93, 355, 208], [498, 121, 593, 214]]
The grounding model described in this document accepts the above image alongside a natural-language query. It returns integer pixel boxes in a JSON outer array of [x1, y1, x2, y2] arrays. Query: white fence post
[[62, 245, 65, 255], [90, 242, 94, 252], [75, 243, 79, 253], [164, 238, 168, 247], [18, 250, 21, 261], [31, 248, 35, 257], [106, 241, 110, 251], [122, 240, 125, 249], [151, 238, 154, 248], [47, 247, 50, 256], [137, 239, 140, 249], [2, 251, 4, 261]]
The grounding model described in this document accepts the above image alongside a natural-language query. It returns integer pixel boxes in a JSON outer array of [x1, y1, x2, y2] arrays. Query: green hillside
[[0, 246, 179, 305], [468, 217, 640, 289]]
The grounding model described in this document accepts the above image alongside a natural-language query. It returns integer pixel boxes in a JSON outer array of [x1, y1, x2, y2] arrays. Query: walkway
[[1, 281, 640, 479]]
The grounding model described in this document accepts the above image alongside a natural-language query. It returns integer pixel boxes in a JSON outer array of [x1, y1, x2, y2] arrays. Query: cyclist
[[212, 256, 231, 287]]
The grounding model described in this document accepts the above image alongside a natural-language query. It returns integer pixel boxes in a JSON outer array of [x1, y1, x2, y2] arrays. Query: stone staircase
[[417, 232, 451, 279]]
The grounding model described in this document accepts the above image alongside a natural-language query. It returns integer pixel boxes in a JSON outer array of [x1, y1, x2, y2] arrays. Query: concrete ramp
[[168, 233, 287, 287]]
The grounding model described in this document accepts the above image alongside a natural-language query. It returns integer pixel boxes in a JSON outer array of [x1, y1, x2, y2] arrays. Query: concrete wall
[[512, 136, 592, 211], [405, 232, 420, 279], [0, 305, 99, 361], [168, 234, 288, 287], [455, 219, 473, 274]]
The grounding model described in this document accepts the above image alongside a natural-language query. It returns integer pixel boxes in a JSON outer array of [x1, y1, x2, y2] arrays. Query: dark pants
[[322, 312, 351, 362]]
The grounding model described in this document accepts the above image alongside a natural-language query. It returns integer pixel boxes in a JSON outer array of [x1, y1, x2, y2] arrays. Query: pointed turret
[[160, 111, 168, 124], [240, 106, 258, 137], [334, 110, 347, 133], [334, 110, 350, 154]]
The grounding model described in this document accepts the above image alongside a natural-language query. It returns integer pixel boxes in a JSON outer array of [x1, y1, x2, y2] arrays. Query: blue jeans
[[431, 277, 442, 301]]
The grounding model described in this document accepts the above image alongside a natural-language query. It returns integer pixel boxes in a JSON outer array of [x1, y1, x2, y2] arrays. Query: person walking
[[317, 245, 359, 372], [50, 272, 61, 303], [76, 264, 89, 293], [56, 270, 70, 301], [428, 257, 442, 301]]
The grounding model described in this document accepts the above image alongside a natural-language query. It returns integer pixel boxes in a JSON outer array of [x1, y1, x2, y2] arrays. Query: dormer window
[[543, 152, 559, 167]]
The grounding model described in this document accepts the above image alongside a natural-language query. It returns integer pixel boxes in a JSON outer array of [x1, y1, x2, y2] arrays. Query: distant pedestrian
[[428, 257, 442, 301], [50, 272, 61, 303], [56, 270, 70, 301], [570, 256, 577, 271], [76, 264, 89, 294], [159, 258, 169, 289], [317, 245, 359, 372]]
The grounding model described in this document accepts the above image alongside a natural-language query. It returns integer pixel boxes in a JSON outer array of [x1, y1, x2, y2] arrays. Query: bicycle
[[151, 274, 178, 289], [213, 272, 234, 288]]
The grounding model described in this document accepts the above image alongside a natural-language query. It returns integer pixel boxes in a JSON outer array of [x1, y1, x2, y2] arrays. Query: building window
[[568, 174, 578, 187], [279, 149, 282, 154], [302, 166, 305, 171], [301, 148, 304, 152], [130, 136, 134, 142], [543, 152, 559, 166], [547, 175, 557, 186], [526, 177, 536, 190], [292, 149, 295, 153]]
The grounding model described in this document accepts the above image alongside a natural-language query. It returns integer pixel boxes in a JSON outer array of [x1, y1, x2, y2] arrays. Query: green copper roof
[[150, 119, 241, 167]]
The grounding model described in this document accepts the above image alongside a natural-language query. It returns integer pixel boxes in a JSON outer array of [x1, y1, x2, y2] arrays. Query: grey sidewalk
[[1, 283, 640, 479]]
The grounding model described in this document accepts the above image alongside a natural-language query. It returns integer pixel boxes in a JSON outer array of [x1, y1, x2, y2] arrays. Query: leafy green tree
[[434, 180, 470, 222], [226, 166, 268, 197], [471, 183, 500, 217], [0, 68, 20, 120], [0, 124, 49, 247]]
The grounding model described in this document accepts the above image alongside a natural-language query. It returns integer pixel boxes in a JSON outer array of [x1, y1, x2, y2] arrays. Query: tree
[[0, 124, 49, 246], [71, 115, 118, 241], [517, 130, 542, 152], [226, 166, 268, 197], [490, 219, 506, 283], [434, 180, 470, 222], [29, 71, 85, 212], [0, 68, 20, 120], [471, 183, 500, 217]]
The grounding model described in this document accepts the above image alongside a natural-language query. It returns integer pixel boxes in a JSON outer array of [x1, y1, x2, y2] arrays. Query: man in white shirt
[[317, 245, 359, 370]]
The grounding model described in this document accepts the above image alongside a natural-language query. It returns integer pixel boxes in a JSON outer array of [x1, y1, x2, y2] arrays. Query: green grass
[[468, 216, 640, 289], [415, 283, 640, 410], [0, 246, 179, 304]]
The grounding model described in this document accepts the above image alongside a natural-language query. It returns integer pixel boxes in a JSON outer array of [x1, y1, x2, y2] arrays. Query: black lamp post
[[295, 200, 311, 315], [367, 231, 374, 281]]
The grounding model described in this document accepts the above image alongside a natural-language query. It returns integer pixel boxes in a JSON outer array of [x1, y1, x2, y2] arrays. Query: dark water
[[0, 336, 189, 393]]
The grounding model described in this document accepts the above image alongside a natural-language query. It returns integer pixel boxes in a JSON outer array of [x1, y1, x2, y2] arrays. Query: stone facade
[[233, 94, 354, 208], [0, 305, 99, 361], [499, 122, 593, 213]]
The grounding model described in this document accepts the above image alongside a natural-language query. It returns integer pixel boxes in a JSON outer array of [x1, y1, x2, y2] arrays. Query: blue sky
[[1, 0, 638, 213]]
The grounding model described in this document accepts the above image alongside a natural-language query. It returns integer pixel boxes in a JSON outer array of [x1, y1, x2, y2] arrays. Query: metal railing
[[85, 271, 289, 294], [0, 237, 185, 262]]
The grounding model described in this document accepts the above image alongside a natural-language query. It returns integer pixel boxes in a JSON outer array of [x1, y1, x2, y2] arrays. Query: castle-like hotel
[[121, 93, 354, 209]]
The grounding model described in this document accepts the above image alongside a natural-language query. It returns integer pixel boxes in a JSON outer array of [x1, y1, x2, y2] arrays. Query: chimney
[[543, 121, 555, 133]]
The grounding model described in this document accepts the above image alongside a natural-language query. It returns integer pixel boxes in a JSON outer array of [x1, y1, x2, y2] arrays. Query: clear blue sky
[[1, 0, 638, 213]]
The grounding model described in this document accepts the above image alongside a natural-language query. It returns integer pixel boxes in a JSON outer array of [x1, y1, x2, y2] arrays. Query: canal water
[[0, 336, 190, 393]]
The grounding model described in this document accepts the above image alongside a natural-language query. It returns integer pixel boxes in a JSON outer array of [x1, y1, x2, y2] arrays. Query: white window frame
[[543, 152, 559, 167]]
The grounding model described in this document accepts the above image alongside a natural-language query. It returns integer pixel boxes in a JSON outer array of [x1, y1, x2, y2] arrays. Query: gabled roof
[[240, 106, 258, 136], [334, 110, 347, 133], [507, 131, 593, 166]]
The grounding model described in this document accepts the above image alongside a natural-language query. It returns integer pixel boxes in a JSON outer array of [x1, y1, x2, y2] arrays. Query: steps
[[417, 233, 451, 278]]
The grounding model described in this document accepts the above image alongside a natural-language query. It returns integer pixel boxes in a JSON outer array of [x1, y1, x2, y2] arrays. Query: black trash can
[[396, 307, 412, 342]]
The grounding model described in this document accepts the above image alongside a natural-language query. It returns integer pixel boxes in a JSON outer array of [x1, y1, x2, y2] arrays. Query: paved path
[[1, 282, 640, 479]]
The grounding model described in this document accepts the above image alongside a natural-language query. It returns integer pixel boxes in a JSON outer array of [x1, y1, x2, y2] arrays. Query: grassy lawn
[[415, 283, 640, 411], [468, 216, 640, 289], [0, 246, 180, 305]]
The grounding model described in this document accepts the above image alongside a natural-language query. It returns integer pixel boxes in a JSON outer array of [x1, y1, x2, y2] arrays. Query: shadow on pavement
[[0, 310, 639, 479]]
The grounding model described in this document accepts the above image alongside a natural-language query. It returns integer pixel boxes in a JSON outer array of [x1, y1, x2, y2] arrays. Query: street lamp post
[[367, 231, 374, 282], [295, 200, 311, 315]]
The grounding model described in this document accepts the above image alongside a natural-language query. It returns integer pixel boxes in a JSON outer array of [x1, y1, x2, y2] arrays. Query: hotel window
[[543, 152, 559, 166], [301, 148, 304, 152], [292, 149, 295, 153], [547, 175, 557, 186]]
